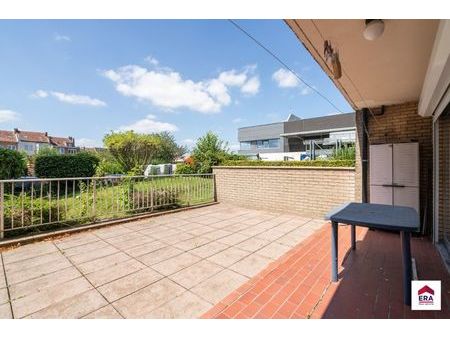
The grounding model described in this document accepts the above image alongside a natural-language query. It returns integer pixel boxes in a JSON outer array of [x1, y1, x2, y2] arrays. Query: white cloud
[[32, 90, 106, 107], [32, 90, 49, 98], [118, 114, 178, 134], [272, 68, 300, 88], [300, 86, 313, 96], [54, 34, 71, 42], [232, 117, 244, 124], [145, 55, 159, 66], [76, 138, 102, 148], [0, 109, 20, 123], [182, 138, 195, 145], [229, 142, 240, 152], [103, 64, 259, 114], [241, 76, 260, 95]]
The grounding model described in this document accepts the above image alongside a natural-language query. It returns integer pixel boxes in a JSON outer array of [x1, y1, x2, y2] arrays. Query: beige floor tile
[[93, 226, 133, 240], [256, 228, 286, 241], [190, 241, 229, 258], [138, 225, 170, 236], [98, 268, 163, 302], [11, 277, 92, 318], [173, 237, 211, 251], [147, 291, 212, 318], [68, 245, 119, 264], [201, 229, 233, 241], [54, 233, 99, 250], [151, 252, 202, 276], [217, 233, 249, 246], [191, 269, 248, 304], [85, 259, 145, 287], [276, 233, 307, 247], [107, 235, 155, 250], [187, 226, 215, 237], [9, 266, 81, 300], [256, 242, 291, 260], [105, 232, 146, 244], [229, 254, 273, 278], [0, 287, 8, 305], [123, 240, 167, 257], [160, 232, 194, 245], [149, 228, 183, 240], [137, 246, 183, 266], [0, 303, 12, 319], [83, 305, 123, 319], [169, 260, 224, 289], [207, 247, 249, 267], [2, 241, 58, 264], [224, 223, 250, 233], [237, 237, 270, 252], [60, 240, 109, 257], [4, 251, 63, 274], [26, 289, 107, 319], [76, 252, 130, 275], [239, 226, 266, 237], [6, 257, 72, 286], [113, 278, 185, 318]]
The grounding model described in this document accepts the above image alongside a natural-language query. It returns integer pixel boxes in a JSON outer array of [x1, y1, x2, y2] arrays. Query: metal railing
[[0, 174, 215, 239]]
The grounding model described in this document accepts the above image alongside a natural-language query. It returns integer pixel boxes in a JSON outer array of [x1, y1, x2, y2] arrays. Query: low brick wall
[[213, 166, 355, 218]]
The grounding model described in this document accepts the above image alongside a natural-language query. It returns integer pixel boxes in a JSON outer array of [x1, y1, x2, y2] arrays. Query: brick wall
[[355, 101, 433, 232], [438, 114, 450, 241], [213, 166, 355, 218]]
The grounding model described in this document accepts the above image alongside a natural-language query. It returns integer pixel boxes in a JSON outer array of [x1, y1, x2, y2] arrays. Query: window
[[257, 138, 280, 149], [240, 141, 251, 150]]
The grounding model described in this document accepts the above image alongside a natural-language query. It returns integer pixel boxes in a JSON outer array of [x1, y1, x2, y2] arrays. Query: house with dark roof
[[0, 128, 77, 155], [238, 112, 355, 160]]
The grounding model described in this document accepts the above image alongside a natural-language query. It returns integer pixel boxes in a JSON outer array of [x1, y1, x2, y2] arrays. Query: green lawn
[[1, 176, 214, 238]]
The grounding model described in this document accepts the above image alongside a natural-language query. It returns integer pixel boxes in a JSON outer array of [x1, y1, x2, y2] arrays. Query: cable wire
[[228, 19, 345, 114]]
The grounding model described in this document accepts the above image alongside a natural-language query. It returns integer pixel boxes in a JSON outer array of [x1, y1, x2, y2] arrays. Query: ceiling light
[[363, 19, 385, 41]]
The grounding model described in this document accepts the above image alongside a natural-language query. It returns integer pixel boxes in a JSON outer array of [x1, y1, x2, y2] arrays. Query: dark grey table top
[[325, 202, 420, 232]]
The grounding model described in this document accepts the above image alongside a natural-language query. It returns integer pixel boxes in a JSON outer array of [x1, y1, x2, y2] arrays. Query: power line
[[228, 19, 345, 114]]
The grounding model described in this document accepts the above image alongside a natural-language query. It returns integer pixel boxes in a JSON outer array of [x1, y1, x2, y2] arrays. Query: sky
[[0, 20, 352, 151]]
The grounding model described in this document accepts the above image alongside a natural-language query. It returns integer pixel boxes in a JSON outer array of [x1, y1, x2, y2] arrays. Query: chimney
[[13, 128, 19, 133], [44, 132, 48, 136]]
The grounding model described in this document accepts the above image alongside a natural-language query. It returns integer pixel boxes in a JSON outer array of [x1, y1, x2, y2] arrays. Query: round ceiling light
[[363, 19, 385, 41]]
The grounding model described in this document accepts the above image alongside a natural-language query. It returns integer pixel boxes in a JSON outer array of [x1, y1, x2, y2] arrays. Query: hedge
[[35, 152, 99, 178], [220, 159, 355, 167], [0, 148, 27, 180]]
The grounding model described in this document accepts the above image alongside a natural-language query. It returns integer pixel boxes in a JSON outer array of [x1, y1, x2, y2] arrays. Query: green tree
[[103, 131, 160, 174], [0, 148, 27, 179], [94, 150, 125, 176], [191, 131, 229, 173], [153, 132, 187, 164]]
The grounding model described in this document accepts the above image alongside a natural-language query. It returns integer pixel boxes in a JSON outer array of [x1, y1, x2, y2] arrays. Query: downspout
[[361, 108, 369, 203]]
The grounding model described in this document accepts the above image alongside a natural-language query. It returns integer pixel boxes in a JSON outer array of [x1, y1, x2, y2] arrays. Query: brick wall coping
[[213, 166, 355, 171]]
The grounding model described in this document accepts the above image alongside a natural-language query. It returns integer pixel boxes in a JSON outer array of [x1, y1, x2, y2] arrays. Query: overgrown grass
[[2, 176, 214, 238]]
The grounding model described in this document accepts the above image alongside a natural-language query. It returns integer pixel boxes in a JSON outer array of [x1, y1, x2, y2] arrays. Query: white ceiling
[[286, 19, 439, 109]]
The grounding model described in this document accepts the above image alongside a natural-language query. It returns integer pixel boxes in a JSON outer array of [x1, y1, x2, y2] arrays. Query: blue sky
[[0, 20, 352, 150]]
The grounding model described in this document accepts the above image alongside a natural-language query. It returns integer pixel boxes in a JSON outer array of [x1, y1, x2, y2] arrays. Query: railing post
[[213, 174, 217, 202], [92, 178, 96, 219], [0, 182, 4, 239], [187, 176, 190, 206]]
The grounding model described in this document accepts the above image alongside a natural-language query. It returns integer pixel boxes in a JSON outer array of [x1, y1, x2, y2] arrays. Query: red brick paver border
[[202, 224, 450, 319]]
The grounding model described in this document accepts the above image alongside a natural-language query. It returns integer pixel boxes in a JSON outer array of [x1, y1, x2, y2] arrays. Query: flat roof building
[[238, 112, 355, 160]]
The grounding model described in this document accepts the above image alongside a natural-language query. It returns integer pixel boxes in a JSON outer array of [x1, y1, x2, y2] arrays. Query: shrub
[[175, 163, 197, 174], [330, 146, 356, 161], [220, 159, 355, 167], [0, 148, 27, 179], [95, 151, 125, 176], [35, 152, 99, 178]]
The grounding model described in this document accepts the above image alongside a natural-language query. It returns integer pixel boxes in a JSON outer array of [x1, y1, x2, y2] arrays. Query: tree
[[153, 132, 187, 164], [103, 131, 160, 173], [191, 131, 229, 173], [0, 148, 27, 179]]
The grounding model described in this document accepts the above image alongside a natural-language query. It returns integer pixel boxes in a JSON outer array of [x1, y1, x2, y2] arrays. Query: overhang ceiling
[[286, 19, 439, 110]]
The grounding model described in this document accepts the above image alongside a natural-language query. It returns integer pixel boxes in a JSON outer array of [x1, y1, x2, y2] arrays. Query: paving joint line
[[0, 252, 14, 318]]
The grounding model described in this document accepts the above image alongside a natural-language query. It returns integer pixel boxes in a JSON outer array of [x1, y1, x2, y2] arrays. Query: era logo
[[412, 281, 441, 310]]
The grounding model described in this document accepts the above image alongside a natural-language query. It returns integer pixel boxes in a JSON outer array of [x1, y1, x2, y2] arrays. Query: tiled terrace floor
[[203, 224, 450, 319], [0, 204, 324, 319]]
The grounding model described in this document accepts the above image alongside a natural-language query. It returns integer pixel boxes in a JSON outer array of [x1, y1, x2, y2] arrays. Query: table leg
[[400, 231, 412, 306], [331, 221, 338, 282], [351, 224, 356, 250]]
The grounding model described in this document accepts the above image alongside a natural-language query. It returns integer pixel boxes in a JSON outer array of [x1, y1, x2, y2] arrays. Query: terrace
[[0, 203, 448, 318]]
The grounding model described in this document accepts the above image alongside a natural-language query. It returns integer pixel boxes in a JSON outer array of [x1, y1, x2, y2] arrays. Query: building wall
[[238, 122, 286, 154], [213, 166, 355, 218], [355, 101, 433, 232], [438, 113, 450, 241]]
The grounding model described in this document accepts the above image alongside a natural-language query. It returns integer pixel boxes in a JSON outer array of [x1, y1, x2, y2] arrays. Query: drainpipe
[[361, 109, 369, 203]]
